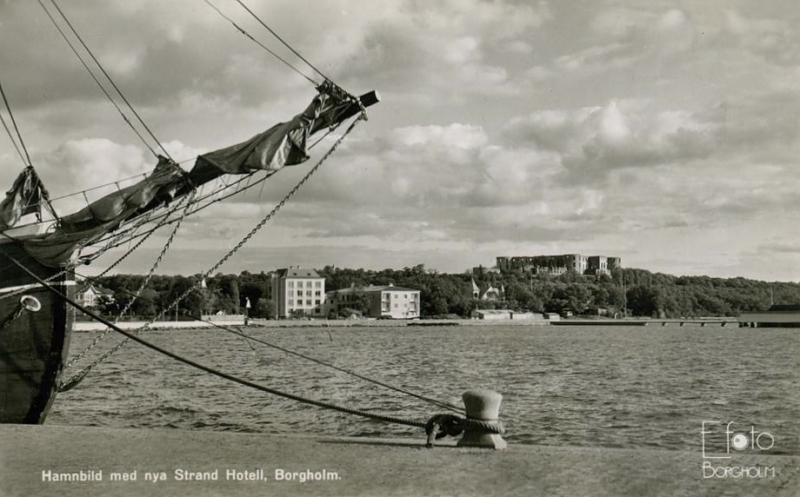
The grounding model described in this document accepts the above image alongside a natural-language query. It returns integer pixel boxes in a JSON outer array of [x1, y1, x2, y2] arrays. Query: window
[[315, 281, 321, 288], [315, 299, 321, 305], [306, 300, 312, 306], [288, 281, 294, 288], [297, 281, 304, 288], [315, 291, 321, 297], [288, 299, 294, 306], [306, 291, 312, 297], [297, 290, 303, 297]]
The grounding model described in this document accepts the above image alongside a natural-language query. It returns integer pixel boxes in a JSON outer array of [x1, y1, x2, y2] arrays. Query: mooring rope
[[0, 252, 490, 438], [59, 266, 464, 413]]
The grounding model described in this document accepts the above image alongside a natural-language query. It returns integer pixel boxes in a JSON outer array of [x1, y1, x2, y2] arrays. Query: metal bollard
[[457, 390, 507, 450]]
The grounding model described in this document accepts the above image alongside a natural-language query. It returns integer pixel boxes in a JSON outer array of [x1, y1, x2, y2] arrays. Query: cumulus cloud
[[0, 1, 797, 280], [503, 100, 716, 183]]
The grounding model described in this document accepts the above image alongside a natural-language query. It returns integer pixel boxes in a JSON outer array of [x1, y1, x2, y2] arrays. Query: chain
[[59, 114, 365, 391], [60, 190, 197, 389], [0, 304, 25, 332]]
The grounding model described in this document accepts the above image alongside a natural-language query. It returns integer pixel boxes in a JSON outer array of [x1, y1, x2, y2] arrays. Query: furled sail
[[20, 85, 373, 267], [187, 87, 354, 186], [0, 166, 47, 230]]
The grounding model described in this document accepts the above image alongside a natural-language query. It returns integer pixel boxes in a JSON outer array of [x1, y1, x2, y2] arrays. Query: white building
[[326, 284, 421, 319], [76, 283, 115, 308], [270, 267, 325, 318]]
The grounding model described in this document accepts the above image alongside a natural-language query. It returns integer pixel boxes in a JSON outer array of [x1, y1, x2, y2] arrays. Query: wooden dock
[[1, 425, 797, 497]]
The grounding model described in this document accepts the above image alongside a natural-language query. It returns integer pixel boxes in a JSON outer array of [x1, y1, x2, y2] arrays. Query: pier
[[1, 425, 797, 497], [550, 319, 737, 327]]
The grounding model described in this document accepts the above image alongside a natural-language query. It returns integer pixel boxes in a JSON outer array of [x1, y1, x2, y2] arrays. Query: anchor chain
[[0, 305, 25, 332], [0, 295, 42, 332]]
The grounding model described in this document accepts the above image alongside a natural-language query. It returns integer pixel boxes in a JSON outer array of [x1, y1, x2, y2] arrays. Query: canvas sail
[[21, 88, 358, 267], [0, 166, 47, 230]]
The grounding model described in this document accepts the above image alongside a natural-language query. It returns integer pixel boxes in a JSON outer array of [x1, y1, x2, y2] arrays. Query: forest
[[87, 265, 800, 320]]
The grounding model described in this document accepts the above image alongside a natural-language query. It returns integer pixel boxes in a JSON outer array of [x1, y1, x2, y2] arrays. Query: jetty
[[551, 318, 737, 327], [1, 425, 797, 497]]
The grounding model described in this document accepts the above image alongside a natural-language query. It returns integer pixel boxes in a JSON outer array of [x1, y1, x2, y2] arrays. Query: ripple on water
[[49, 325, 800, 454]]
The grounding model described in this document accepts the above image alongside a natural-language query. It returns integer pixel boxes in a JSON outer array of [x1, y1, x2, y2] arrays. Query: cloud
[[721, 10, 800, 66], [503, 100, 716, 183], [1, 1, 797, 281]]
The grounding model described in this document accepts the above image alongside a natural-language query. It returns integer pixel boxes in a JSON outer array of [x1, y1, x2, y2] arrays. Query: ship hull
[[0, 241, 73, 423]]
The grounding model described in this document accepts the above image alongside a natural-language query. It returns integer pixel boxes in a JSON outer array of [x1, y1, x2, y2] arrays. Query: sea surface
[[50, 325, 800, 455]]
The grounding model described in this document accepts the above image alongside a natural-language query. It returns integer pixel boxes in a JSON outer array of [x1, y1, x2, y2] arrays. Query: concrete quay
[[1, 425, 798, 497]]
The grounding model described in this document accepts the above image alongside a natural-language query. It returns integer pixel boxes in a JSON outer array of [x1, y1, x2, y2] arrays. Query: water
[[50, 325, 800, 454]]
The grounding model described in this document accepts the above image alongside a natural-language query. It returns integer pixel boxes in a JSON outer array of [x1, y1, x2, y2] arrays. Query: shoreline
[[73, 317, 741, 332]]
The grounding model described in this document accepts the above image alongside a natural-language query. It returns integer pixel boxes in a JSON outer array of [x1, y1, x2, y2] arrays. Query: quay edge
[[1, 425, 798, 497]]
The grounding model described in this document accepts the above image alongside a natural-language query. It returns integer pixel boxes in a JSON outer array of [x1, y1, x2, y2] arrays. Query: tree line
[[87, 265, 799, 320]]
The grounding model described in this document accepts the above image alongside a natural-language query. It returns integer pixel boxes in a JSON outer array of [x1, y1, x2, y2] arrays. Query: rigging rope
[[55, 113, 366, 384], [36, 0, 158, 159], [0, 77, 58, 220], [0, 77, 33, 167], [202, 0, 318, 86], [0, 111, 27, 167], [41, 0, 172, 161], [232, 0, 333, 85]]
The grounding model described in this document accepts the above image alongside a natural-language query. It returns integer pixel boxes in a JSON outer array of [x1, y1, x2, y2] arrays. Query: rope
[[233, 0, 332, 85], [86, 171, 273, 258], [0, 111, 26, 167], [36, 0, 158, 159], [218, 325, 464, 413], [0, 255, 433, 430], [43, 0, 172, 161], [0, 77, 33, 167], [61, 190, 197, 388], [60, 266, 462, 413], [202, 0, 318, 86], [58, 114, 365, 385], [0, 190, 185, 303], [80, 183, 197, 267], [4, 249, 507, 446]]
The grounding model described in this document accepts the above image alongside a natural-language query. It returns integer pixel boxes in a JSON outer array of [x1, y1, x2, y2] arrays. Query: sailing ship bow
[[19, 83, 379, 267]]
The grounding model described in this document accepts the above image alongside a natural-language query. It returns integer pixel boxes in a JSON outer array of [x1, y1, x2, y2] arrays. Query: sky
[[0, 0, 798, 281]]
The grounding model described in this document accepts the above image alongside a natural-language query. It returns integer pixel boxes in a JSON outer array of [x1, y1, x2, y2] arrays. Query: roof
[[768, 304, 800, 312], [276, 267, 322, 278], [78, 283, 114, 296], [328, 284, 420, 295]]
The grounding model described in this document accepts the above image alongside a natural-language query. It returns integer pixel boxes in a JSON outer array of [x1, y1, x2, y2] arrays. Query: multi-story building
[[497, 254, 621, 275], [325, 284, 421, 319], [270, 267, 326, 318]]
